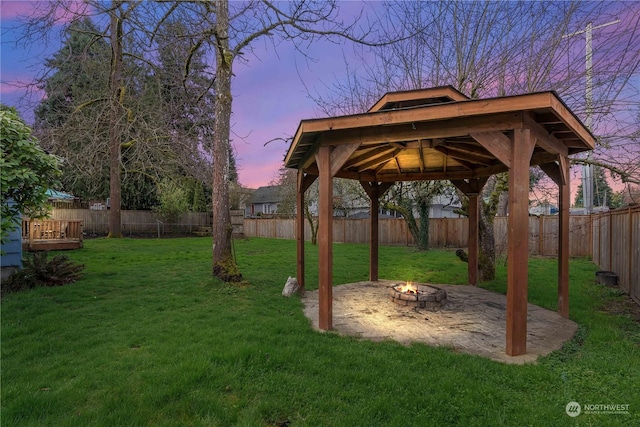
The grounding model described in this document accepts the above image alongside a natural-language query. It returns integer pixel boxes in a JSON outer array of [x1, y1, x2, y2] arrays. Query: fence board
[[46, 206, 638, 304], [599, 214, 612, 271], [592, 215, 601, 266], [250, 209, 640, 305], [49, 208, 211, 236], [611, 211, 630, 294], [381, 219, 412, 245], [631, 209, 640, 304], [245, 215, 595, 257], [569, 216, 591, 257], [588, 206, 639, 305]]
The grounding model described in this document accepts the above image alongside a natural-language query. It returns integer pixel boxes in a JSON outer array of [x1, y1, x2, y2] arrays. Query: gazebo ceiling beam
[[343, 146, 396, 168], [523, 112, 569, 156], [328, 150, 560, 183], [469, 131, 513, 168], [356, 149, 401, 173], [434, 146, 494, 166], [330, 144, 360, 177], [299, 136, 322, 170], [451, 177, 488, 196], [389, 141, 407, 149], [445, 142, 495, 158], [358, 151, 560, 183]]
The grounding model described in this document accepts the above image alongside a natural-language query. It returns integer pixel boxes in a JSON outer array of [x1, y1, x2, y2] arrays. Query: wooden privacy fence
[[244, 216, 591, 256], [590, 206, 639, 304], [44, 208, 638, 303], [245, 211, 638, 304], [49, 209, 211, 235]]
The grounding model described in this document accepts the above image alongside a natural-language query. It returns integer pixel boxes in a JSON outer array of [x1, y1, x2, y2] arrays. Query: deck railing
[[22, 219, 83, 250]]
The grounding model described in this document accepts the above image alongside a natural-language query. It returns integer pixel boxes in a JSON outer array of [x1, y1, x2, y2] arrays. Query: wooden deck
[[22, 219, 83, 251]]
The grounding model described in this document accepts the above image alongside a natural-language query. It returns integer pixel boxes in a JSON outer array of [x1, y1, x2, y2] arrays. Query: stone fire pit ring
[[388, 283, 447, 310]]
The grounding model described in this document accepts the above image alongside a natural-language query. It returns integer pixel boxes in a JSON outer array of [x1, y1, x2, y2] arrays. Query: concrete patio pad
[[301, 280, 578, 364]]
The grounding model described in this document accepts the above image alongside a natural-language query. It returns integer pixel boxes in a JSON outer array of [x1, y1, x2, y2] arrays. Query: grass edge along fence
[[590, 206, 640, 305]]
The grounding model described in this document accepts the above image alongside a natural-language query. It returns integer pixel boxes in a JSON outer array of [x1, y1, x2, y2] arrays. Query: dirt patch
[[599, 286, 640, 323]]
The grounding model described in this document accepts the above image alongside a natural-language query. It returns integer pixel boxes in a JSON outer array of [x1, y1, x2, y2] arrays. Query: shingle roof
[[249, 185, 282, 204]]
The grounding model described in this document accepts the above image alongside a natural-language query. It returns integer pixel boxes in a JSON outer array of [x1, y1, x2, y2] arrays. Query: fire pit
[[388, 282, 447, 310]]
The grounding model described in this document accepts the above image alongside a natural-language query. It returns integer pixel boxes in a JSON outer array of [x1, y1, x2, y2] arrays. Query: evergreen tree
[[34, 18, 111, 203], [574, 165, 620, 209], [32, 16, 228, 210]]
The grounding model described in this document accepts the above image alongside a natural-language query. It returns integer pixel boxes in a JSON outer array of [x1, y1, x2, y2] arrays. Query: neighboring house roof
[[46, 189, 75, 200], [249, 185, 282, 205]]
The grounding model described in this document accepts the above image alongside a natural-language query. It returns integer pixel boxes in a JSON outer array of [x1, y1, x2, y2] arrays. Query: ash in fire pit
[[388, 282, 447, 310]]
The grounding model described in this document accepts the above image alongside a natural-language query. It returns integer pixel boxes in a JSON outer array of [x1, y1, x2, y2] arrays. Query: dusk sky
[[0, 0, 373, 189], [1, 1, 637, 198]]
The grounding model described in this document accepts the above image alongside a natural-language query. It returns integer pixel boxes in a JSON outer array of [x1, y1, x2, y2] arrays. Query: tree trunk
[[416, 196, 430, 250], [211, 0, 241, 282], [478, 203, 496, 281], [497, 191, 508, 217], [479, 176, 497, 280], [108, 1, 123, 238], [305, 204, 318, 245]]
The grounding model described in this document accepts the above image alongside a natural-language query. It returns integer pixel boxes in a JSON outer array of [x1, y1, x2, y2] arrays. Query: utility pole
[[564, 19, 619, 214]]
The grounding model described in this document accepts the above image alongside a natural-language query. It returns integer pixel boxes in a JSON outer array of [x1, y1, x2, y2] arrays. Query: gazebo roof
[[287, 86, 591, 357], [285, 86, 595, 182]]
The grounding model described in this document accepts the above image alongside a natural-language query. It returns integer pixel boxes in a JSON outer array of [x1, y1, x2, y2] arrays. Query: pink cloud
[[0, 1, 36, 19], [0, 0, 91, 23]]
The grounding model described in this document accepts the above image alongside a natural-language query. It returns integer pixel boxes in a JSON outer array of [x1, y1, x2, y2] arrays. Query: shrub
[[2, 251, 85, 294]]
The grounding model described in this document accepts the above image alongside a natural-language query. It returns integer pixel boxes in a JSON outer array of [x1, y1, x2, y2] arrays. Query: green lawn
[[2, 237, 638, 426]]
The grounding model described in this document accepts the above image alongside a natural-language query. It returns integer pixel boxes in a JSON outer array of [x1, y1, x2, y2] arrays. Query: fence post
[[609, 212, 613, 270], [444, 218, 448, 248], [629, 208, 633, 293], [28, 218, 35, 249], [343, 218, 346, 244], [592, 213, 602, 267], [539, 215, 544, 255]]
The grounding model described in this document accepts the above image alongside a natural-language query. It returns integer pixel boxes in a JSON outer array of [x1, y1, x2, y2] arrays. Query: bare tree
[[311, 0, 640, 280], [16, 1, 219, 233], [173, 0, 385, 281]]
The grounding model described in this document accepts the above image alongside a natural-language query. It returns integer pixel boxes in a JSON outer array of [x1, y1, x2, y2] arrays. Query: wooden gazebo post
[[296, 170, 306, 293], [316, 146, 333, 330], [361, 182, 393, 282], [368, 183, 379, 282], [540, 156, 571, 318], [296, 170, 317, 294], [452, 178, 487, 286], [558, 156, 571, 318], [506, 129, 536, 356]]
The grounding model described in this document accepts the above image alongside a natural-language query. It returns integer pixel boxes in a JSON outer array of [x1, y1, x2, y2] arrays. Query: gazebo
[[284, 86, 594, 356]]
